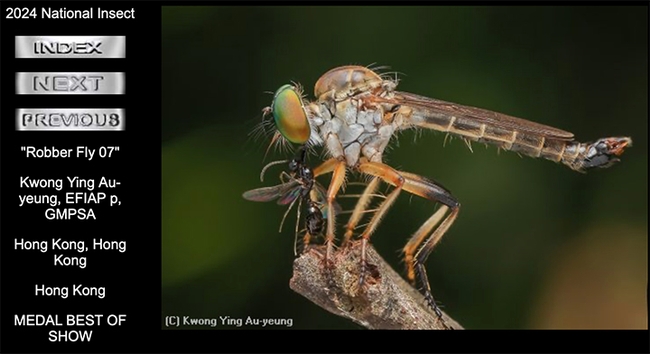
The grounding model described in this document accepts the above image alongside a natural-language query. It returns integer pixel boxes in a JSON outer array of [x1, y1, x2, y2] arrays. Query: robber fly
[[251, 65, 632, 328]]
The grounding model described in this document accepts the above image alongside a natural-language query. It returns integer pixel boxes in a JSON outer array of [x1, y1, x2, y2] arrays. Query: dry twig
[[289, 241, 463, 330]]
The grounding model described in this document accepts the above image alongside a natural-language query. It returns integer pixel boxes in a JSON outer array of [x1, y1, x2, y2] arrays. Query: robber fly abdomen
[[397, 92, 632, 173]]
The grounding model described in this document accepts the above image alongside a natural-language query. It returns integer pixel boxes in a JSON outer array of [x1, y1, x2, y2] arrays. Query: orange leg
[[353, 165, 460, 328], [312, 158, 340, 178], [399, 171, 460, 328], [342, 176, 381, 246], [402, 205, 448, 285], [356, 162, 405, 286], [311, 158, 347, 262]]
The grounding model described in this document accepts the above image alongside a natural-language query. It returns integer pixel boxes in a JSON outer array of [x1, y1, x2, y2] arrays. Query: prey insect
[[250, 65, 632, 328], [243, 145, 338, 255]]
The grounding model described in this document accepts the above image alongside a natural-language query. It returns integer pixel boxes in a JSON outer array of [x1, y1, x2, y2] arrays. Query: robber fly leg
[[342, 176, 381, 246], [402, 206, 448, 286], [312, 158, 347, 266], [356, 162, 406, 287], [397, 171, 460, 329]]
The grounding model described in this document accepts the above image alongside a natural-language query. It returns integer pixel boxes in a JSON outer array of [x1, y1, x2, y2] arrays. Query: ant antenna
[[260, 159, 289, 182]]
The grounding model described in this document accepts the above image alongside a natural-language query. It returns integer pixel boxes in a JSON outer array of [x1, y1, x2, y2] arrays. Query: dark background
[[162, 5, 647, 330]]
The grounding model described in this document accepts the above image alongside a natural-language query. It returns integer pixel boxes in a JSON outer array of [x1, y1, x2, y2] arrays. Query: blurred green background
[[162, 6, 647, 329]]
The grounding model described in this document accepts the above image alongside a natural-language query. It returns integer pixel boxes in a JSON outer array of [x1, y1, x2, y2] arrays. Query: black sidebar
[[1, 3, 161, 353]]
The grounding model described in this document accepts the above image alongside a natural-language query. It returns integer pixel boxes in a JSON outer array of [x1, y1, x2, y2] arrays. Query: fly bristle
[[443, 133, 452, 148], [354, 222, 372, 231], [412, 127, 424, 144], [393, 136, 401, 149], [340, 173, 350, 193], [247, 118, 271, 145], [396, 247, 407, 258], [267, 132, 294, 161], [367, 63, 391, 73], [304, 144, 320, 161], [359, 174, 376, 185], [290, 80, 304, 95], [463, 138, 474, 153], [379, 70, 404, 85]]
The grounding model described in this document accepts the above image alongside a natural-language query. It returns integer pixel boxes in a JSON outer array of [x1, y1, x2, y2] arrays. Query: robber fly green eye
[[271, 84, 311, 144]]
